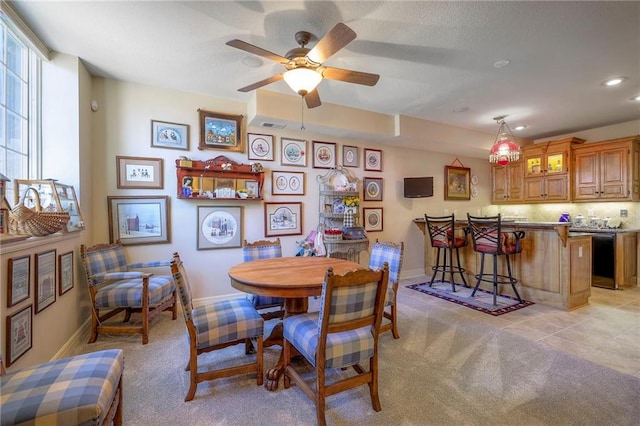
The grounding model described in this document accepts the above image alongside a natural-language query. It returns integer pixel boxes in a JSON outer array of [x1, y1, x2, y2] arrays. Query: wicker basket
[[9, 187, 70, 236]]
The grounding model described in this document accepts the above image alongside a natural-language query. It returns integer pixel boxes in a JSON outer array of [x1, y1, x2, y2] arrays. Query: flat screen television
[[404, 177, 434, 198]]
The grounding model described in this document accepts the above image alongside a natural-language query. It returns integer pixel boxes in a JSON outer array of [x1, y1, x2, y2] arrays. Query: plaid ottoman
[[1, 349, 124, 426]]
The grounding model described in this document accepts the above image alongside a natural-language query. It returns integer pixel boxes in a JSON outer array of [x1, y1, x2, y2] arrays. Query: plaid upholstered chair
[[170, 253, 264, 402], [80, 242, 177, 345], [283, 264, 389, 426], [369, 239, 404, 339], [242, 238, 285, 321]]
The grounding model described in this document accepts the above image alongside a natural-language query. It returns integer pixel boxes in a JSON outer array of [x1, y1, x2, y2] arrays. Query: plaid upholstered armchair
[[283, 264, 389, 426], [80, 242, 177, 345]]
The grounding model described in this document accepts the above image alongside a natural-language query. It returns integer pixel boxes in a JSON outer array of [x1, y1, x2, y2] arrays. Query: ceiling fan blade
[[307, 23, 356, 64], [321, 66, 380, 86], [226, 39, 289, 64], [305, 89, 321, 108], [237, 73, 284, 92]]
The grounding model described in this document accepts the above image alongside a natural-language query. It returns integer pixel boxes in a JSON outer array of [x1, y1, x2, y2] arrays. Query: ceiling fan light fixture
[[283, 67, 322, 96], [489, 116, 520, 166]]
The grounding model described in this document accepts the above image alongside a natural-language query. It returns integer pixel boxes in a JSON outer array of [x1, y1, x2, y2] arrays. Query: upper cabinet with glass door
[[13, 179, 85, 232], [521, 137, 584, 202]]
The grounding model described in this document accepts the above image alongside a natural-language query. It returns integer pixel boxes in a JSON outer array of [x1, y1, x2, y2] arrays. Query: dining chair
[[368, 239, 404, 339], [170, 253, 264, 402], [425, 214, 470, 291], [242, 238, 286, 321], [80, 242, 177, 345], [467, 214, 525, 306], [283, 264, 389, 426]]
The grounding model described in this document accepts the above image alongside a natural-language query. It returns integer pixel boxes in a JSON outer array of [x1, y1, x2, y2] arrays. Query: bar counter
[[414, 219, 593, 310]]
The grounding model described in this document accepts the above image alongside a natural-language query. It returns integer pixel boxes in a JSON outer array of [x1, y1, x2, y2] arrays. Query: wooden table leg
[[264, 297, 308, 391]]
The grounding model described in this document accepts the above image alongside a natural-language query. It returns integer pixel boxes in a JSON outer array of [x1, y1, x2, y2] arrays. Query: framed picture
[[444, 165, 471, 200], [363, 177, 383, 201], [151, 119, 189, 150], [35, 249, 56, 314], [58, 251, 74, 295], [247, 133, 274, 161], [244, 180, 260, 198], [116, 156, 164, 189], [272, 171, 305, 195], [198, 109, 244, 152], [364, 148, 383, 171], [7, 255, 30, 307], [343, 145, 359, 167], [280, 137, 307, 167], [264, 202, 303, 237], [107, 196, 170, 245], [312, 141, 337, 169], [197, 206, 243, 250], [5, 304, 32, 367], [363, 208, 383, 232]]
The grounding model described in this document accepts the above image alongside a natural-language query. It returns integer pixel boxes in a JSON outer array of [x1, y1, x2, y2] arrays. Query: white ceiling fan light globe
[[283, 68, 322, 96]]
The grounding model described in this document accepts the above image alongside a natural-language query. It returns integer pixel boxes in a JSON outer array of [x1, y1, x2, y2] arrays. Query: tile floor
[[401, 277, 640, 378]]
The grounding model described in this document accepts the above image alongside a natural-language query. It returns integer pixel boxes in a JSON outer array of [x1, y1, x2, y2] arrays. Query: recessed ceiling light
[[493, 59, 510, 68], [601, 77, 627, 86], [513, 125, 527, 131], [631, 95, 640, 102], [242, 56, 263, 68]]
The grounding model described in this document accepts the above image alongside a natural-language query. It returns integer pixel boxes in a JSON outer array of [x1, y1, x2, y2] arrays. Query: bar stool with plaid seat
[[467, 213, 525, 306], [424, 214, 469, 292]]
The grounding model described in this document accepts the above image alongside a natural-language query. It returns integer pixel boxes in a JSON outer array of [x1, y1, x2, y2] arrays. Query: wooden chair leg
[[316, 366, 327, 426], [369, 355, 382, 412], [256, 336, 263, 386], [185, 352, 198, 402], [283, 339, 291, 389], [390, 303, 400, 339]]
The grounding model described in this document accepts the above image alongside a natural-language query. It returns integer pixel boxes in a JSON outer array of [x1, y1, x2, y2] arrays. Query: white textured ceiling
[[9, 1, 640, 153]]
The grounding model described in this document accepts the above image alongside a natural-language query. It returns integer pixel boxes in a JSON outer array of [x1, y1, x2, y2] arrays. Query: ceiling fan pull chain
[[300, 96, 306, 131]]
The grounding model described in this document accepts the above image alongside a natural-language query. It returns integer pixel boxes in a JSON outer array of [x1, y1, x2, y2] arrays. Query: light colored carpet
[[71, 278, 640, 425]]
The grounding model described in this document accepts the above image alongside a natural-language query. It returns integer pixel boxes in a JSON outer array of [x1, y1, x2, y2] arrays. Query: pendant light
[[489, 115, 520, 166]]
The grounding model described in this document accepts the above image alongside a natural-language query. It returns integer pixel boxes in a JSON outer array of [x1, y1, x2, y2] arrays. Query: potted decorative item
[[237, 188, 249, 199], [342, 196, 360, 214]]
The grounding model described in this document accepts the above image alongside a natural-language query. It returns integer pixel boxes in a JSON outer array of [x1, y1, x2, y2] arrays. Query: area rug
[[408, 281, 534, 316]]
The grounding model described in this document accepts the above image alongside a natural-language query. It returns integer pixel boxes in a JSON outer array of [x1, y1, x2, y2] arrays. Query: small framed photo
[[5, 304, 32, 367], [312, 141, 337, 169], [7, 255, 30, 307], [444, 165, 471, 200], [151, 119, 189, 150], [364, 148, 383, 171], [343, 145, 359, 168], [280, 137, 307, 167], [363, 208, 384, 232], [107, 196, 170, 245], [116, 156, 164, 189], [248, 133, 274, 161], [198, 109, 244, 152], [272, 171, 305, 195], [197, 206, 243, 250], [363, 177, 383, 201], [244, 180, 260, 198], [58, 251, 74, 295], [264, 202, 303, 237], [35, 249, 56, 314]]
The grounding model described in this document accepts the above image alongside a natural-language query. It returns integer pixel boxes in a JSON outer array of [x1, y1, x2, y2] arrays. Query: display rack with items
[[13, 179, 85, 233], [316, 166, 369, 261], [175, 155, 265, 200]]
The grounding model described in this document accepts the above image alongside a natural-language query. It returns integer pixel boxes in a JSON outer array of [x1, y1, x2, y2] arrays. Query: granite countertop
[[412, 218, 639, 233]]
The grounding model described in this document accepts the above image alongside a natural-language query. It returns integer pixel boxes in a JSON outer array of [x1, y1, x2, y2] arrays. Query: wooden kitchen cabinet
[[175, 156, 264, 200], [616, 232, 638, 290], [491, 161, 524, 204], [521, 137, 584, 203], [573, 136, 640, 202]]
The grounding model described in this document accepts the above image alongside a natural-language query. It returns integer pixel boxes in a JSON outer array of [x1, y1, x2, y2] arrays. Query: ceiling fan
[[226, 23, 379, 109]]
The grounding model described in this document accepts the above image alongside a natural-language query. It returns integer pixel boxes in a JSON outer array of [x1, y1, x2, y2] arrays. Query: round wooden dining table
[[228, 256, 362, 390]]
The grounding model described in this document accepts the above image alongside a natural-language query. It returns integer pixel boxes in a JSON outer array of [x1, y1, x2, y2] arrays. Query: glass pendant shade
[[283, 67, 322, 96], [489, 119, 520, 166]]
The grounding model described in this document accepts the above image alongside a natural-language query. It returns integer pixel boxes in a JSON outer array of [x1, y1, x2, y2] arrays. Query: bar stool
[[424, 214, 469, 291], [466, 213, 525, 306]]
